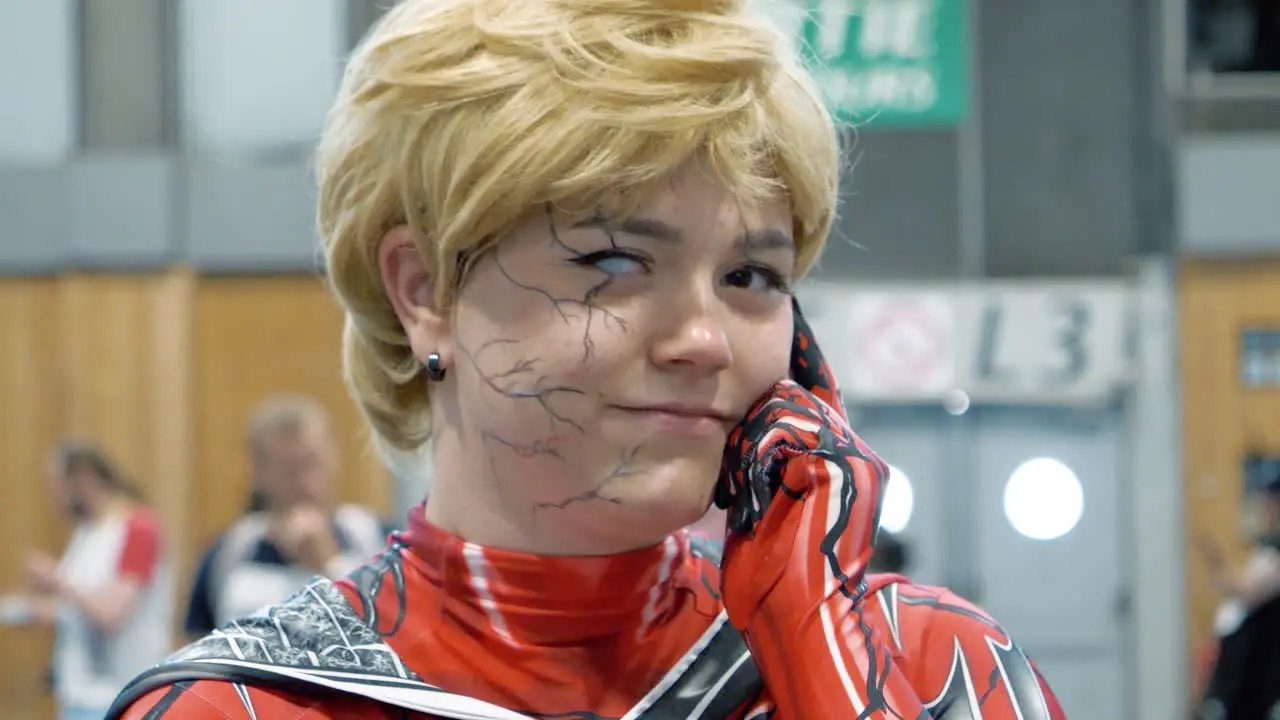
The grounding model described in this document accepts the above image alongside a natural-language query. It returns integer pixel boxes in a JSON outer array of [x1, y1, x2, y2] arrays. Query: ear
[[378, 225, 452, 369]]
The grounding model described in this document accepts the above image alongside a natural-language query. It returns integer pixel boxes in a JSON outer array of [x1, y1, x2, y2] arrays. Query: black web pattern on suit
[[348, 538, 411, 637], [893, 587, 1056, 719], [167, 578, 422, 681], [130, 546, 769, 719]]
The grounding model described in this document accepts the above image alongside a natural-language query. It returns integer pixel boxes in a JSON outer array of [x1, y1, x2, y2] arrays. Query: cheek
[[461, 316, 598, 384], [455, 286, 634, 382], [451, 309, 603, 428], [734, 319, 792, 396]]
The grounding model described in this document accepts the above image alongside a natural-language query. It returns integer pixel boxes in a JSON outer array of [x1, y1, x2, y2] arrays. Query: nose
[[649, 288, 733, 374]]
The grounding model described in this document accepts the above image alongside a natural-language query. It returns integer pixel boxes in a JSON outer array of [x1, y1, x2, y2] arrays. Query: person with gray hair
[[182, 395, 387, 637]]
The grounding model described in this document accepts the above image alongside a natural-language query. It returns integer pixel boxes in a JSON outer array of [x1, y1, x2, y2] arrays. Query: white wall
[[179, 0, 345, 153], [0, 0, 77, 163]]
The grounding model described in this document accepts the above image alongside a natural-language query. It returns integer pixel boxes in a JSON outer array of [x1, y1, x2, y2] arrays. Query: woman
[[110, 0, 1063, 717], [0, 441, 169, 720]]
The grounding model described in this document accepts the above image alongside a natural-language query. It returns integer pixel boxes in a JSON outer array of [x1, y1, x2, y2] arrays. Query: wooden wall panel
[[0, 279, 67, 720], [190, 276, 387, 560], [0, 271, 387, 719], [1180, 258, 1280, 680], [58, 272, 196, 560], [0, 272, 195, 720]]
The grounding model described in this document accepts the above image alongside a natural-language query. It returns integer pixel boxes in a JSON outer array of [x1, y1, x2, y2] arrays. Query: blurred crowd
[[0, 395, 387, 719]]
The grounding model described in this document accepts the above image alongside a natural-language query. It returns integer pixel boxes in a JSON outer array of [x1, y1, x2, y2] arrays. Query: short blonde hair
[[318, 0, 841, 455]]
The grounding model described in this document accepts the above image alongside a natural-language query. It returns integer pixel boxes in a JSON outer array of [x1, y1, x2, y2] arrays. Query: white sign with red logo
[[844, 293, 956, 397]]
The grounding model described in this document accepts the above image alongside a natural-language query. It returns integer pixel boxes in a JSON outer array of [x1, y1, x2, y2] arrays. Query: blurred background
[[0, 0, 1277, 718]]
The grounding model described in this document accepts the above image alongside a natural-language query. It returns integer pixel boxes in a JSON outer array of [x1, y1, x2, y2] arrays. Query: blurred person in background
[[183, 395, 386, 637], [1198, 593, 1280, 720], [0, 441, 169, 720], [1196, 465, 1280, 716], [110, 0, 1063, 717], [1198, 463, 1280, 638]]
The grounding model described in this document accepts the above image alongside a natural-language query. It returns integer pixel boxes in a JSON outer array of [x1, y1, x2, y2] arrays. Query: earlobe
[[377, 225, 450, 367]]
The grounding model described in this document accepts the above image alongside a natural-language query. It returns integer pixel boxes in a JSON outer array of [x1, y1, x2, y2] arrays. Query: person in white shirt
[[184, 395, 388, 637], [0, 441, 171, 720]]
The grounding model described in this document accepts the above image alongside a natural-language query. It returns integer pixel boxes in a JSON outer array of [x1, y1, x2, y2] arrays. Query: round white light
[[943, 389, 971, 416], [1002, 457, 1084, 541], [879, 464, 915, 534]]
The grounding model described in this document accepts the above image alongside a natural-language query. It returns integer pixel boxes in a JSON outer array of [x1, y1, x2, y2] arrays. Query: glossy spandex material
[[108, 301, 1066, 719]]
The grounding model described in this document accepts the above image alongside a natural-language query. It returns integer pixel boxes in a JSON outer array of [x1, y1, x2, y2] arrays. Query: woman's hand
[[24, 552, 65, 595], [715, 298, 887, 626], [713, 299, 927, 718]]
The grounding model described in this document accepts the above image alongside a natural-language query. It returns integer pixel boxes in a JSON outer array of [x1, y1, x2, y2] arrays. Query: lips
[[614, 403, 731, 422]]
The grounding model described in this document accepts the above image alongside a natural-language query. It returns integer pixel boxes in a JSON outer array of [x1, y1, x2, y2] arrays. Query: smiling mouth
[[611, 403, 731, 422], [612, 405, 730, 436]]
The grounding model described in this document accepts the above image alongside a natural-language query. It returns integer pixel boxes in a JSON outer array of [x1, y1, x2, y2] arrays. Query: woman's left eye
[[724, 265, 791, 293]]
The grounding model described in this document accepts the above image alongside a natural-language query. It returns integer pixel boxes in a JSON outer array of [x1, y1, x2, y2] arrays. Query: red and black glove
[[715, 297, 927, 718], [715, 297, 888, 616], [716, 298, 885, 539]]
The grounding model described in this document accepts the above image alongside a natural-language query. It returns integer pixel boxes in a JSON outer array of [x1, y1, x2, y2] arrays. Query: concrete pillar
[[78, 0, 172, 149], [346, 0, 389, 50]]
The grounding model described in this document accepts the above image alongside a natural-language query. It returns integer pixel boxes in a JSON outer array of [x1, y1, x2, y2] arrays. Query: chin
[[596, 457, 718, 541]]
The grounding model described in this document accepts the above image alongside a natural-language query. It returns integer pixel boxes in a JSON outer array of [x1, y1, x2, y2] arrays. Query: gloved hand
[[717, 295, 884, 526], [713, 298, 926, 719], [715, 298, 887, 621]]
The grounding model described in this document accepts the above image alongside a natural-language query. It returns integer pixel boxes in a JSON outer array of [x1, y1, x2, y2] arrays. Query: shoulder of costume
[[104, 577, 532, 720]]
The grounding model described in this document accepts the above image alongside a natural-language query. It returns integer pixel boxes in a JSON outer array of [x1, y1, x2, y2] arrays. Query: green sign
[[761, 0, 969, 127]]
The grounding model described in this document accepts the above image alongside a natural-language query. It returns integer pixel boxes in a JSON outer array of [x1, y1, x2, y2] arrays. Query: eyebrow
[[573, 214, 795, 254]]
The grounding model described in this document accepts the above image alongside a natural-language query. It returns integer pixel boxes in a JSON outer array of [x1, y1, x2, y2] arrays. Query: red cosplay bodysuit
[[108, 301, 1066, 719]]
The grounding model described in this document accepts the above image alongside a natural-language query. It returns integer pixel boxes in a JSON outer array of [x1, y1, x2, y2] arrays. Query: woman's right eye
[[569, 250, 651, 277]]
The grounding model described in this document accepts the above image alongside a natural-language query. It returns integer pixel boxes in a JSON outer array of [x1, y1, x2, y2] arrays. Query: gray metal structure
[[0, 0, 1180, 277]]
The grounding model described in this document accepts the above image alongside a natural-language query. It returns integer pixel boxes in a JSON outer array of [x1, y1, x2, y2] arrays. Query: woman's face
[[398, 162, 796, 552]]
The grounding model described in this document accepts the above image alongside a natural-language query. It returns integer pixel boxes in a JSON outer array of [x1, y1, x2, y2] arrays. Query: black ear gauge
[[425, 352, 447, 382]]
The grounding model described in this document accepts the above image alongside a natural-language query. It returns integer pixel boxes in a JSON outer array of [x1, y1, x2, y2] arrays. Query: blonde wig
[[317, 0, 841, 456]]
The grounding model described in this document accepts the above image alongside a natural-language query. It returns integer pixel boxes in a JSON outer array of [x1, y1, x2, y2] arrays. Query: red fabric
[[116, 507, 161, 586], [118, 515, 1065, 719]]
